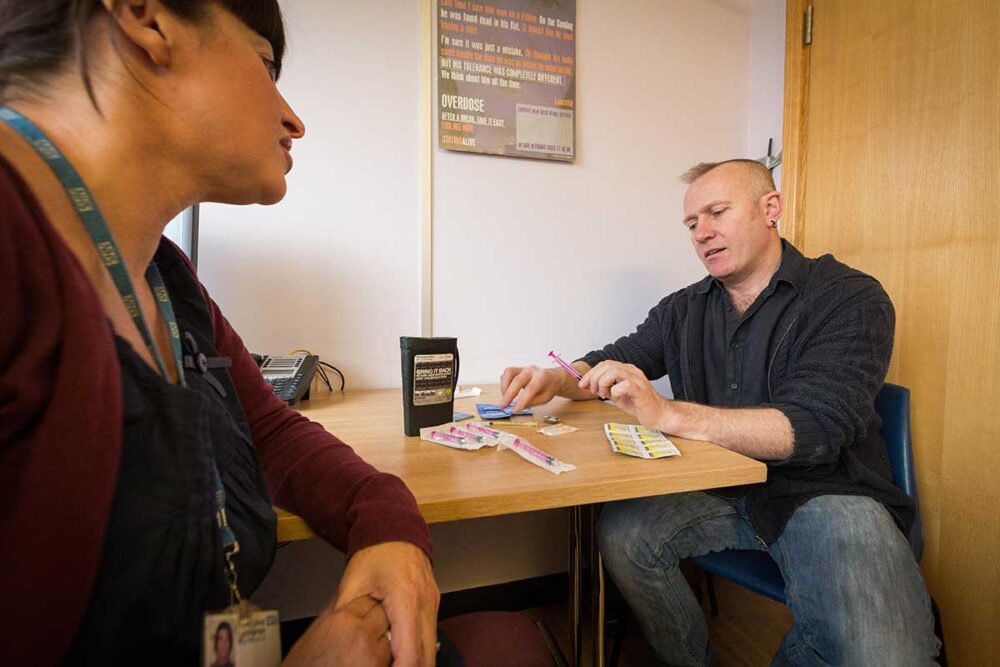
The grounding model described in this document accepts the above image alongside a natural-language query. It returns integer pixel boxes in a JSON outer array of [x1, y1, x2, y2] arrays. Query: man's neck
[[723, 238, 783, 315]]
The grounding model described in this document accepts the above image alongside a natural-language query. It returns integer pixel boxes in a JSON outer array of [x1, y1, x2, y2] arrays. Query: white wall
[[434, 0, 752, 386], [199, 0, 762, 387], [199, 0, 422, 386], [195, 0, 787, 620], [747, 0, 786, 187]]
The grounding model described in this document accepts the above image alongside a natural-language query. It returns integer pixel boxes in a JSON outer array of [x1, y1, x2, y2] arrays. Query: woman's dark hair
[[0, 0, 285, 101]]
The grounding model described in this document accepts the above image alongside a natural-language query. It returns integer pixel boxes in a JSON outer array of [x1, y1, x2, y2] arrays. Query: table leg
[[569, 505, 582, 666], [588, 506, 605, 667], [569, 505, 605, 667]]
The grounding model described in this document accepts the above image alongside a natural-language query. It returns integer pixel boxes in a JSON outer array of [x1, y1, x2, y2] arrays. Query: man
[[499, 160, 938, 665]]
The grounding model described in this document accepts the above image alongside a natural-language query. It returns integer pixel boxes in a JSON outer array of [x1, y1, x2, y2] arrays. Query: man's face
[[681, 163, 777, 284]]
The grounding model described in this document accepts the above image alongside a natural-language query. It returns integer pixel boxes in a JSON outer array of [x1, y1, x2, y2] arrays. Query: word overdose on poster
[[438, 0, 576, 161]]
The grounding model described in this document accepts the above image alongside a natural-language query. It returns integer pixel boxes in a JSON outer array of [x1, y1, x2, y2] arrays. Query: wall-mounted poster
[[437, 0, 576, 161]]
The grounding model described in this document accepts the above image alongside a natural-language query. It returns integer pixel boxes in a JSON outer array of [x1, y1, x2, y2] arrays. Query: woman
[[0, 1, 438, 664], [210, 622, 235, 667]]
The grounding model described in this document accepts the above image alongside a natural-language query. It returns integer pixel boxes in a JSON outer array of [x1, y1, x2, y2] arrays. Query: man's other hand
[[579, 361, 667, 430], [499, 365, 565, 411]]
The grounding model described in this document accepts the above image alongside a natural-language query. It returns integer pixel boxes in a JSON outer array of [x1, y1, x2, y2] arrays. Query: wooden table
[[276, 386, 766, 665]]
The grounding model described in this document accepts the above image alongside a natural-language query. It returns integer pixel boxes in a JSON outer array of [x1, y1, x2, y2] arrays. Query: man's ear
[[761, 190, 782, 227], [102, 0, 174, 69]]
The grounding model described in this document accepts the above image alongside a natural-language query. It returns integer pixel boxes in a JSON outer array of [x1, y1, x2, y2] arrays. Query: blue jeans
[[597, 492, 939, 666]]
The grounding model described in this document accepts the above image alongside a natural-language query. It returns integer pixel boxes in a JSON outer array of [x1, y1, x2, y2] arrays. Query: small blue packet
[[475, 402, 534, 419], [453, 411, 475, 421]]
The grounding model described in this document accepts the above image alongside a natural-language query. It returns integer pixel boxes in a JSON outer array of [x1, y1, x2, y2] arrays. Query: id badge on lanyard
[[203, 603, 281, 667], [1, 105, 282, 665], [205, 468, 282, 665]]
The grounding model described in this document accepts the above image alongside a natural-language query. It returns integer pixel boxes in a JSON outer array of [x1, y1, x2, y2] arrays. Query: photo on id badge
[[204, 608, 281, 667], [204, 613, 238, 667]]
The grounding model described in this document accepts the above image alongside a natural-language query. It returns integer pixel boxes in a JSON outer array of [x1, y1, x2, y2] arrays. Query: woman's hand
[[284, 595, 391, 666], [333, 541, 440, 666]]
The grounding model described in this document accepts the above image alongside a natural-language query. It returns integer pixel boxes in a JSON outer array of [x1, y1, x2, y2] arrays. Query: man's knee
[[597, 499, 659, 572], [783, 496, 917, 577], [598, 492, 732, 572], [777, 496, 937, 664]]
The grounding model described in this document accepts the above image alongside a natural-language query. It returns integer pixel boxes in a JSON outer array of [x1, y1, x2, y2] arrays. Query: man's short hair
[[680, 159, 776, 198]]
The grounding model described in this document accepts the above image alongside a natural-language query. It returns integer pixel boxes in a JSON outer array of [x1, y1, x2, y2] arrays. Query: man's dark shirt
[[702, 259, 798, 408], [581, 240, 914, 543]]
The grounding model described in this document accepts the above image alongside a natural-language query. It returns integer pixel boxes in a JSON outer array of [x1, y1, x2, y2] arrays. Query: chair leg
[[607, 614, 627, 667], [703, 572, 720, 617], [535, 619, 568, 667], [931, 597, 947, 666]]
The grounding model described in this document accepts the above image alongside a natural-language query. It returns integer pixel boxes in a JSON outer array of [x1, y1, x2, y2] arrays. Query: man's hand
[[499, 362, 595, 410], [579, 361, 668, 430], [333, 542, 440, 667], [499, 365, 562, 411], [284, 595, 391, 666], [580, 361, 795, 459]]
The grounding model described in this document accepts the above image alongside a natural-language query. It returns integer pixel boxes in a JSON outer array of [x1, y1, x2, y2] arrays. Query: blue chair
[[692, 383, 945, 661]]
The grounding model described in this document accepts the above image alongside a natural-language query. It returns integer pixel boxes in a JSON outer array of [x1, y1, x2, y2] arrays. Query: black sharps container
[[400, 336, 460, 436]]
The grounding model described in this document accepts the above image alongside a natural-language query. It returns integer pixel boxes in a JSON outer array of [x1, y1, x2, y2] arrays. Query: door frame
[[781, 0, 811, 247]]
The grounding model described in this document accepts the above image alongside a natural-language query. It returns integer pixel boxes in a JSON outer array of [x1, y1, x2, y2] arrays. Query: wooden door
[[782, 1, 1000, 663]]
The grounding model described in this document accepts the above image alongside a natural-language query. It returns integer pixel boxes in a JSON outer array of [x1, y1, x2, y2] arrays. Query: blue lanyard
[[0, 106, 183, 384], [1, 105, 243, 597]]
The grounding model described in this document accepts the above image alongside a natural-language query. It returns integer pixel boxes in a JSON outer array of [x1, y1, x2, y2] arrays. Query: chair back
[[874, 383, 924, 561]]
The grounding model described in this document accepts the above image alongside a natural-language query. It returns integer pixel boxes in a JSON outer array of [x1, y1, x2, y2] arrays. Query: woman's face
[[169, 5, 305, 206], [215, 626, 232, 660]]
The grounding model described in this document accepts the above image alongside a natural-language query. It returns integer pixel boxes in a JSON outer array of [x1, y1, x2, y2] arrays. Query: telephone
[[252, 353, 319, 405]]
